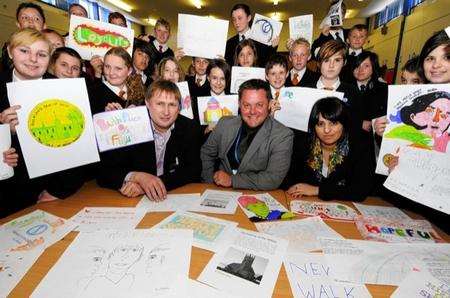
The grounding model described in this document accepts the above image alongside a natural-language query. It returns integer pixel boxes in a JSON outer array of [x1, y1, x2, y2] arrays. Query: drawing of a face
[[103, 54, 132, 87], [145, 244, 169, 274], [238, 45, 256, 67], [410, 97, 450, 137], [8, 40, 50, 80], [231, 8, 251, 34], [86, 246, 106, 275], [108, 245, 143, 271], [208, 67, 226, 95]]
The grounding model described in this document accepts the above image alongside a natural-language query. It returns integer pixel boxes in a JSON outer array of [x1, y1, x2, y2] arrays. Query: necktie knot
[[360, 84, 366, 91], [292, 73, 299, 85], [118, 90, 126, 98], [274, 91, 280, 100], [240, 35, 245, 42], [196, 78, 202, 87], [159, 45, 163, 53], [351, 51, 356, 56]]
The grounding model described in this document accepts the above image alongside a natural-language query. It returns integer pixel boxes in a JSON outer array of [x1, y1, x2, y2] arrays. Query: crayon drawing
[[249, 14, 283, 46], [197, 95, 239, 125]]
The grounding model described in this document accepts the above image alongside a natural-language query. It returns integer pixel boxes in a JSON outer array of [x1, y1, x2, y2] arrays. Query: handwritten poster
[[376, 84, 450, 175], [320, 0, 344, 28], [274, 87, 344, 132], [177, 14, 229, 59], [230, 67, 266, 94], [197, 95, 239, 125], [0, 124, 13, 180], [136, 193, 201, 212], [7, 78, 99, 178], [176, 81, 194, 119], [67, 15, 134, 60], [93, 106, 153, 152], [290, 200, 358, 221], [289, 14, 313, 44], [353, 203, 411, 221], [391, 271, 450, 298], [249, 14, 283, 46]]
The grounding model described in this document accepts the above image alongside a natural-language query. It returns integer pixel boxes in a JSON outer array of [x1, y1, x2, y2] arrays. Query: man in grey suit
[[201, 79, 294, 190]]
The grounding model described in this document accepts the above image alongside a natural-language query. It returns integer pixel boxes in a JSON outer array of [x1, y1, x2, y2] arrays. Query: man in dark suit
[[186, 57, 211, 98], [285, 38, 320, 87], [97, 80, 201, 200], [224, 4, 278, 68]]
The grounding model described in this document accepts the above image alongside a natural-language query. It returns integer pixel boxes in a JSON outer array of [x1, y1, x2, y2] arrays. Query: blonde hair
[[104, 47, 132, 68], [290, 38, 311, 55], [158, 57, 185, 82], [8, 28, 51, 53]]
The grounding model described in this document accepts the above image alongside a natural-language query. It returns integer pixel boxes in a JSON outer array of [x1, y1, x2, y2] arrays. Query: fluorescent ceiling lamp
[[192, 0, 202, 9], [273, 0, 279, 5], [106, 0, 133, 12], [271, 12, 281, 21], [146, 18, 157, 26], [358, 0, 397, 17]]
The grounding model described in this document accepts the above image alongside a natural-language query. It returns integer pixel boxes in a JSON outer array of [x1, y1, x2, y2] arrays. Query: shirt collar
[[152, 121, 175, 135], [270, 85, 283, 98], [134, 68, 147, 83], [12, 69, 42, 82], [195, 74, 207, 85], [211, 90, 225, 96], [290, 67, 306, 80], [153, 39, 168, 52], [317, 77, 340, 91], [349, 48, 363, 56], [239, 28, 251, 40], [329, 29, 344, 40], [103, 79, 127, 96]]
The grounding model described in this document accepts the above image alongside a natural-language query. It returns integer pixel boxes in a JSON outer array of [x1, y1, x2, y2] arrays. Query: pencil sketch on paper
[[254, 19, 274, 44]]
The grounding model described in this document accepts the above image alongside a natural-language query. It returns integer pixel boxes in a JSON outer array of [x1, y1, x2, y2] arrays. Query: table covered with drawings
[[1, 182, 449, 298]]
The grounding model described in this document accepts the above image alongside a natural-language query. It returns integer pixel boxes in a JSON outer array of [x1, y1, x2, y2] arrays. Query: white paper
[[320, 238, 450, 286], [230, 67, 266, 94], [0, 248, 44, 297], [391, 271, 450, 298], [0, 210, 75, 253], [198, 228, 288, 298], [445, 26, 450, 38], [0, 124, 13, 180], [7, 78, 100, 178], [289, 15, 313, 44], [193, 189, 241, 215], [274, 87, 344, 132], [376, 84, 450, 175], [255, 217, 343, 253], [177, 14, 229, 59], [93, 106, 153, 152], [136, 193, 201, 212], [151, 211, 238, 252], [320, 0, 343, 29], [384, 146, 450, 215], [31, 229, 192, 298], [71, 207, 146, 232], [290, 200, 358, 221], [249, 13, 283, 46], [197, 95, 239, 125], [67, 15, 134, 60], [353, 203, 411, 221], [186, 279, 236, 298], [284, 253, 372, 298], [237, 193, 294, 222], [176, 81, 194, 119]]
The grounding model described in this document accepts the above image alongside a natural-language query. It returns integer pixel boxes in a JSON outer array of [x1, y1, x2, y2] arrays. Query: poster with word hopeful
[[93, 106, 153, 152], [7, 78, 99, 178], [68, 15, 134, 60]]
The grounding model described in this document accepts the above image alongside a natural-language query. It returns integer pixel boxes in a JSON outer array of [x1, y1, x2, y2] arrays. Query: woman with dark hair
[[285, 97, 374, 201], [234, 39, 258, 67], [419, 30, 450, 84], [48, 47, 82, 78]]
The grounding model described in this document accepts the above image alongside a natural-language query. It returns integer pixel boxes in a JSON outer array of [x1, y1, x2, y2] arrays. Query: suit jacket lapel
[[238, 117, 271, 171], [222, 117, 242, 173]]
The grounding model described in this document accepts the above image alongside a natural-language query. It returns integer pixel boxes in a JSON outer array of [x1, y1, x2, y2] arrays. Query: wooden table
[[3, 182, 449, 298]]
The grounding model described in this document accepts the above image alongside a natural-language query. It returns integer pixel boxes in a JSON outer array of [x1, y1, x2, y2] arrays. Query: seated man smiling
[[201, 79, 294, 190]]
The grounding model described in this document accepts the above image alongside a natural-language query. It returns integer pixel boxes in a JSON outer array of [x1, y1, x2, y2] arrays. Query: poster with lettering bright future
[[67, 15, 134, 60]]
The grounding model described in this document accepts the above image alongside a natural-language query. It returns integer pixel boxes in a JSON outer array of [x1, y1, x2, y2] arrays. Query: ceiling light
[[192, 0, 202, 9], [271, 12, 281, 21], [273, 0, 279, 5], [106, 0, 133, 12], [145, 18, 157, 26]]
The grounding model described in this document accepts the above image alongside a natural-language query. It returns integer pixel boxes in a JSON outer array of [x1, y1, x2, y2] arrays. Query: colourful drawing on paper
[[181, 94, 191, 111], [203, 97, 232, 124], [238, 195, 294, 222], [160, 214, 225, 242], [28, 99, 84, 148], [290, 200, 357, 221], [72, 24, 131, 49]]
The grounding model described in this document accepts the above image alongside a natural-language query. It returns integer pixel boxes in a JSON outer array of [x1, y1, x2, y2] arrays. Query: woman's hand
[[287, 183, 319, 198], [3, 148, 18, 167], [90, 55, 103, 78], [105, 102, 123, 111]]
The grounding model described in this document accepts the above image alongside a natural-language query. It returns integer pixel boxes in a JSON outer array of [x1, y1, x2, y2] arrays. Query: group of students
[[0, 2, 449, 230]]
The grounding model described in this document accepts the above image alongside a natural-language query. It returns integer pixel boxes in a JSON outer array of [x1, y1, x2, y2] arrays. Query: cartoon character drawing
[[203, 97, 232, 124]]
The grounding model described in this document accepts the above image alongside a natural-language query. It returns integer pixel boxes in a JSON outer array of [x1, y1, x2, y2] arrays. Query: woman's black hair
[[401, 56, 425, 81], [206, 59, 231, 89], [419, 30, 450, 82], [401, 91, 450, 129], [49, 47, 82, 69], [351, 51, 380, 82], [308, 97, 350, 136]]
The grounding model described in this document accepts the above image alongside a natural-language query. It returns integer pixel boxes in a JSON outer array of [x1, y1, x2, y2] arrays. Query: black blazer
[[311, 29, 349, 60], [186, 76, 211, 125], [284, 130, 374, 201], [225, 35, 277, 68], [97, 115, 202, 191], [147, 36, 174, 67], [285, 69, 320, 87], [87, 79, 129, 114]]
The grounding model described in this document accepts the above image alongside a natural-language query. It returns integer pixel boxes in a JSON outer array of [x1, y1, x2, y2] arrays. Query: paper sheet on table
[[71, 207, 146, 232], [67, 15, 134, 60], [197, 95, 239, 125], [192, 189, 241, 214], [31, 229, 192, 298], [198, 228, 288, 298], [230, 67, 266, 94], [289, 14, 313, 44], [93, 106, 153, 152], [320, 0, 343, 29], [320, 237, 450, 286], [186, 279, 236, 298], [249, 13, 283, 46], [384, 146, 450, 215], [255, 217, 343, 253], [391, 271, 450, 298], [136, 193, 201, 212], [176, 81, 194, 119], [0, 248, 44, 297], [7, 78, 99, 178], [290, 200, 357, 221], [0, 124, 13, 180], [353, 203, 411, 221], [283, 253, 372, 298], [0, 209, 75, 253], [375, 84, 450, 175], [274, 87, 344, 132], [238, 193, 294, 222], [177, 14, 228, 59], [151, 211, 238, 252]]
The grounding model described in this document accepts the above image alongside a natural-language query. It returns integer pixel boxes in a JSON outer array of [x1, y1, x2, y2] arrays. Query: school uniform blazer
[[284, 130, 374, 201], [311, 29, 349, 60], [201, 115, 294, 190], [86, 79, 128, 114], [97, 114, 202, 191], [225, 35, 277, 68], [147, 36, 175, 67], [285, 69, 320, 87], [186, 76, 211, 126]]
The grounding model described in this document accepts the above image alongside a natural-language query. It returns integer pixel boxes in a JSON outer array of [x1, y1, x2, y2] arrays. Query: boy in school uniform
[[186, 57, 211, 98], [285, 38, 319, 87], [265, 54, 289, 101]]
